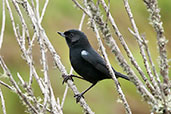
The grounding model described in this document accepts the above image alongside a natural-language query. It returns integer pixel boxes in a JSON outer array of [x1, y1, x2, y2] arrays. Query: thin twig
[[79, 13, 86, 30], [36, 0, 40, 20], [0, 80, 13, 90], [40, 0, 49, 23], [0, 87, 6, 114], [0, 0, 6, 49], [38, 26, 50, 114], [61, 84, 69, 109]]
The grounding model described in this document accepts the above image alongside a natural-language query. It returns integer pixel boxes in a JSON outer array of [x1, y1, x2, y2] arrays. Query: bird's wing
[[81, 50, 109, 75]]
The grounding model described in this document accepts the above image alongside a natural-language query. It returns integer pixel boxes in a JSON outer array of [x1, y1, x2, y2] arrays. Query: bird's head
[[57, 29, 90, 48]]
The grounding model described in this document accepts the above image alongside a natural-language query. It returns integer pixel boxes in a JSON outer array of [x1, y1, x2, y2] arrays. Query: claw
[[74, 94, 84, 103], [62, 75, 74, 84]]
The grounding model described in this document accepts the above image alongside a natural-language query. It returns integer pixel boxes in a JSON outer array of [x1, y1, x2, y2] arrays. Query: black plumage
[[57, 29, 129, 102]]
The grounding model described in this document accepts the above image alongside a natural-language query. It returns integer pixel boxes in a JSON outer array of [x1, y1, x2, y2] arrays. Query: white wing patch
[[81, 50, 88, 56]]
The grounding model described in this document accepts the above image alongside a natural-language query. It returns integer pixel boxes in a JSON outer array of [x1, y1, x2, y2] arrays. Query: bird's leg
[[62, 74, 86, 84], [74, 82, 97, 103]]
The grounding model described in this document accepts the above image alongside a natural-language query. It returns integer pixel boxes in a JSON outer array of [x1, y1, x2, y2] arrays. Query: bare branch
[[0, 87, 6, 114], [0, 80, 13, 90], [0, 0, 6, 49], [40, 0, 49, 23], [35, 0, 40, 20], [79, 13, 86, 30]]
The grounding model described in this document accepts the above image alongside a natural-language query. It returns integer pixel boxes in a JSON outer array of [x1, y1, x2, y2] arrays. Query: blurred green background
[[0, 0, 170, 114]]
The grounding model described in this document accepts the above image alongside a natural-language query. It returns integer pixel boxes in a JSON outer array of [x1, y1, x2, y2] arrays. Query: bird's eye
[[69, 33, 74, 38]]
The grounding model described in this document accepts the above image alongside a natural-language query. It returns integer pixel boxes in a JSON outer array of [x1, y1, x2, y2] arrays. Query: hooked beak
[[57, 31, 65, 37]]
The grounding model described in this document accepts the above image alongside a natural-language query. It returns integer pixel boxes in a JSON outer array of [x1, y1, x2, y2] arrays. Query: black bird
[[57, 29, 129, 102]]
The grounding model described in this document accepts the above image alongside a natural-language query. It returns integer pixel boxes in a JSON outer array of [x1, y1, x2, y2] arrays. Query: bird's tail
[[114, 71, 130, 81]]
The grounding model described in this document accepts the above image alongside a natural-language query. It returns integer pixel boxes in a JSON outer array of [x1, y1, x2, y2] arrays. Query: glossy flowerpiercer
[[57, 29, 129, 103]]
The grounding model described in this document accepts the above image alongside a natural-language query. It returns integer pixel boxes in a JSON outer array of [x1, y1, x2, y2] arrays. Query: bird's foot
[[74, 93, 84, 103], [62, 74, 74, 84]]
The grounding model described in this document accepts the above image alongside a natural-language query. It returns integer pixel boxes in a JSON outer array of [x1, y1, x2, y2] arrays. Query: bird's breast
[[70, 49, 85, 71]]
